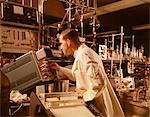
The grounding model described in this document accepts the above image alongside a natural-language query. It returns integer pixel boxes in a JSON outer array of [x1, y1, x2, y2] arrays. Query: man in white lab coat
[[50, 29, 125, 117]]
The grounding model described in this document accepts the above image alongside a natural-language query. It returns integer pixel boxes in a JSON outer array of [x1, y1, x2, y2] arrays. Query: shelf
[[0, 21, 38, 29]]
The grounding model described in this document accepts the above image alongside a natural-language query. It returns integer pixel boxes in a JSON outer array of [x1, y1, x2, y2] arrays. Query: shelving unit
[[0, 0, 39, 65], [132, 62, 150, 99]]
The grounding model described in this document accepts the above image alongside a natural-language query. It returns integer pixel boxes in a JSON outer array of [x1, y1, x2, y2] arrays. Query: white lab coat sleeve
[[83, 62, 104, 101], [77, 52, 104, 101], [59, 66, 76, 81]]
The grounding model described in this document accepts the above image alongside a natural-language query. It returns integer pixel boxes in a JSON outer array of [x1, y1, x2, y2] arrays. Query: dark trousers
[[86, 100, 105, 117]]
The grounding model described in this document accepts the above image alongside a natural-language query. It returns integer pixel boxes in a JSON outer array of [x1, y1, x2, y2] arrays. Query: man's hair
[[60, 28, 81, 46]]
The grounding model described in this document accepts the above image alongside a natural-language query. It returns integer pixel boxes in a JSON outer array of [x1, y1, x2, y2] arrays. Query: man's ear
[[66, 39, 71, 47]]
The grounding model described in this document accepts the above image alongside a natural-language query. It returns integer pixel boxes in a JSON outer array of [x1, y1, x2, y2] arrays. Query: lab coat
[[59, 44, 125, 117]]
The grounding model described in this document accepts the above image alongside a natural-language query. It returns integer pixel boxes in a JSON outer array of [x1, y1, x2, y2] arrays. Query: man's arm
[[50, 62, 75, 81], [58, 66, 76, 81]]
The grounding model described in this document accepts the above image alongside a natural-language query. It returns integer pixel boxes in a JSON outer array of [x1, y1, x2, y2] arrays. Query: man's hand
[[49, 62, 60, 71]]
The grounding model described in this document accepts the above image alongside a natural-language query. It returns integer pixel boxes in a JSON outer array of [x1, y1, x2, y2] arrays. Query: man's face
[[59, 35, 72, 57]]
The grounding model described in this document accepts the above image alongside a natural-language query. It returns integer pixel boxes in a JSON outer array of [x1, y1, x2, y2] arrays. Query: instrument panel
[[0, 1, 38, 25], [0, 25, 38, 53]]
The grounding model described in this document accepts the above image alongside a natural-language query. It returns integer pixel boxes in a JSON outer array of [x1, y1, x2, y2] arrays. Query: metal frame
[[97, 26, 124, 78], [59, 0, 97, 37]]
